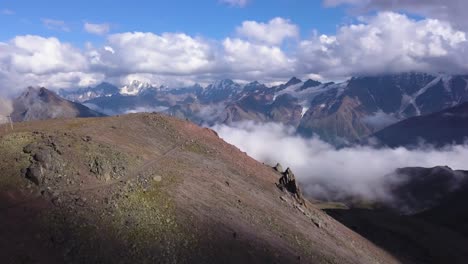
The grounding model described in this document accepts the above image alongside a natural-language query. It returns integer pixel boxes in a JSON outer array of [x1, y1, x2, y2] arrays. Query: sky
[[1, 0, 468, 94], [0, 0, 347, 43]]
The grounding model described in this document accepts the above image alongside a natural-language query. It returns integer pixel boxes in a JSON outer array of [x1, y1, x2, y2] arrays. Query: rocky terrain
[[0, 114, 399, 264]]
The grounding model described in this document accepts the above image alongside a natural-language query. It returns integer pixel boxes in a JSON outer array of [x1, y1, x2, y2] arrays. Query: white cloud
[[6, 35, 87, 75], [1, 9, 14, 15], [103, 46, 115, 54], [0, 35, 103, 94], [297, 12, 468, 77], [236, 17, 299, 45], [220, 0, 249, 7], [213, 121, 468, 203], [42, 18, 70, 32], [222, 38, 294, 78], [323, 0, 468, 31], [95, 32, 217, 76], [362, 110, 399, 130], [84, 22, 110, 35], [2, 12, 468, 92]]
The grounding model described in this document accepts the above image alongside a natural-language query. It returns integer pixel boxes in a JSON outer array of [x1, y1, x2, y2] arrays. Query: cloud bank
[[297, 12, 467, 78], [323, 0, 468, 31], [1, 9, 468, 93], [213, 121, 468, 203], [236, 17, 299, 45]]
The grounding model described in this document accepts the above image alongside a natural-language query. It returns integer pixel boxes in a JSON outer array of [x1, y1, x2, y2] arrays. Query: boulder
[[25, 164, 43, 185]]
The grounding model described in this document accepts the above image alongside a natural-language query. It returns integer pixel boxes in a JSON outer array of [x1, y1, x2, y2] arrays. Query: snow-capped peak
[[208, 79, 239, 90], [120, 80, 154, 96]]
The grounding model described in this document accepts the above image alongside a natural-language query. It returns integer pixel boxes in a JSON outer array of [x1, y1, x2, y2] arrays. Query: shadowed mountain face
[[389, 166, 468, 214], [11, 87, 104, 122], [298, 73, 468, 143], [59, 73, 468, 144], [0, 114, 399, 264], [368, 102, 468, 148], [325, 166, 468, 264]]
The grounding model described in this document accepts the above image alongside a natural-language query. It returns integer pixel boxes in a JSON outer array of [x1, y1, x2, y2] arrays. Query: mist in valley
[[213, 121, 468, 204], [0, 97, 13, 124]]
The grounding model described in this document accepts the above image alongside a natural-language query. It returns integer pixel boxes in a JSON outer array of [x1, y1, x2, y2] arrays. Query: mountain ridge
[[11, 87, 105, 122], [56, 72, 468, 144], [367, 102, 468, 148]]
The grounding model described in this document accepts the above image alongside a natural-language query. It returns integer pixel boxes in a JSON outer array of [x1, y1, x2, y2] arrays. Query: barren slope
[[11, 87, 104, 122], [0, 113, 398, 264]]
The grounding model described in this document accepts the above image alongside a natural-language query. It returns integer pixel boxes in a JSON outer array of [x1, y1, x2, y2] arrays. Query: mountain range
[[57, 72, 468, 145]]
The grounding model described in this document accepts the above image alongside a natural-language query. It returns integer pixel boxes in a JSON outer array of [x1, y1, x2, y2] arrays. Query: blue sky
[[0, 0, 348, 45]]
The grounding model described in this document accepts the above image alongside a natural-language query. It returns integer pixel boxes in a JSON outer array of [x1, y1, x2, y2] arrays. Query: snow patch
[[301, 107, 309, 117], [120, 80, 154, 96]]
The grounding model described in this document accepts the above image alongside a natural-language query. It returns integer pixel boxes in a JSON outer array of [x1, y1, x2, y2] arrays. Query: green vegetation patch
[[104, 174, 197, 262]]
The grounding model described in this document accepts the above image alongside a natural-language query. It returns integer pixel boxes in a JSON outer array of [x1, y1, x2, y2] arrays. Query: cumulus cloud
[[2, 12, 468, 92], [84, 22, 111, 35], [220, 0, 249, 7], [96, 32, 217, 76], [236, 17, 299, 45], [222, 38, 295, 78], [42, 18, 70, 32], [7, 35, 87, 74], [297, 12, 468, 78], [323, 0, 468, 31], [213, 121, 468, 202], [0, 35, 103, 94]]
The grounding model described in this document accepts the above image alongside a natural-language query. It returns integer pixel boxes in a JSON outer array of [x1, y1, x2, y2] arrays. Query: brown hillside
[[0, 113, 398, 264]]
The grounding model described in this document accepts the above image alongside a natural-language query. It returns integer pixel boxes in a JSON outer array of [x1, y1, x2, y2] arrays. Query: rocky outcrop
[[275, 166, 305, 205], [22, 135, 65, 186]]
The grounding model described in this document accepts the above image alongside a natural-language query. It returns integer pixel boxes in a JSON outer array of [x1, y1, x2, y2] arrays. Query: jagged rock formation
[[276, 166, 305, 205]]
